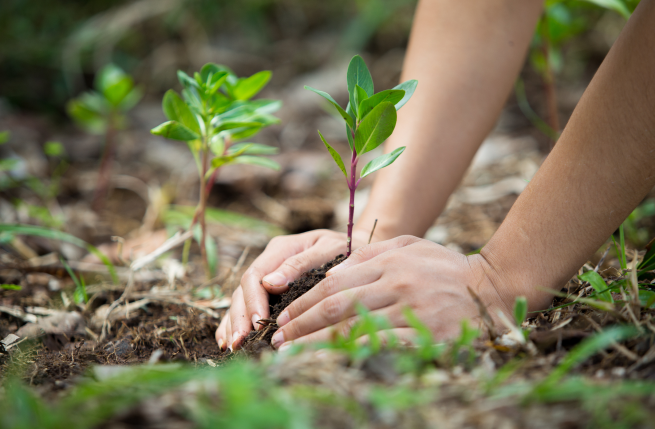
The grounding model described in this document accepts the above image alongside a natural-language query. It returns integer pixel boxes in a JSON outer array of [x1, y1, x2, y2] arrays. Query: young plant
[[305, 55, 417, 256], [522, 0, 632, 146], [150, 63, 281, 277], [67, 64, 141, 211]]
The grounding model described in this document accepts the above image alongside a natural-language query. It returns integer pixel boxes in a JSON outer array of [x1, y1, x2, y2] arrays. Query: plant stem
[[92, 111, 116, 212], [540, 15, 560, 149], [199, 147, 210, 278], [347, 147, 358, 257]]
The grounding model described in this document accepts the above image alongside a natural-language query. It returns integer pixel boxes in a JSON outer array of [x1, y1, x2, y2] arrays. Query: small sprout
[[513, 296, 528, 326], [43, 141, 65, 157], [151, 63, 282, 277], [305, 55, 417, 256], [67, 64, 142, 211]]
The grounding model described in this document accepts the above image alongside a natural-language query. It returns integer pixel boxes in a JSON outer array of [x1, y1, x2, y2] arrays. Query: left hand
[[270, 236, 514, 350]]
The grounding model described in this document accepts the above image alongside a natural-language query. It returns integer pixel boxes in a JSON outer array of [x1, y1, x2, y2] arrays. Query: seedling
[[67, 64, 142, 211], [522, 0, 632, 146], [305, 55, 417, 256], [151, 63, 281, 277]]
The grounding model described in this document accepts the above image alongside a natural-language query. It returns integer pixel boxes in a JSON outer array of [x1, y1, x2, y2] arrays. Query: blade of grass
[[0, 224, 118, 284], [60, 256, 88, 304], [619, 224, 627, 270]]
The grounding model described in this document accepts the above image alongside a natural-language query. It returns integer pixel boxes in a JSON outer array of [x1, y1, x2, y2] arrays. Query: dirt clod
[[241, 254, 346, 354]]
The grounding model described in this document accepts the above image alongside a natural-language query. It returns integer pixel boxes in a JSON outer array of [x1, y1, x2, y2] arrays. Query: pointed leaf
[[360, 146, 405, 178], [318, 130, 347, 178], [347, 55, 374, 111], [233, 156, 280, 170], [346, 124, 354, 151], [163, 90, 200, 134], [227, 142, 279, 155], [251, 99, 282, 114], [359, 89, 405, 119], [151, 121, 199, 141], [354, 102, 397, 155], [177, 70, 200, 89], [233, 71, 272, 100], [513, 296, 528, 326], [304, 86, 354, 129], [393, 80, 418, 110], [354, 84, 368, 119], [578, 270, 613, 302]]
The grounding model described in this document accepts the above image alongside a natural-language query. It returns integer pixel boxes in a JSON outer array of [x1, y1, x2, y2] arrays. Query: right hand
[[215, 228, 370, 351]]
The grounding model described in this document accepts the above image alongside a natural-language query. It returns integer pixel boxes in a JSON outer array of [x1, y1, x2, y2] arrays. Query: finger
[[274, 306, 407, 350], [276, 283, 397, 344], [240, 231, 325, 330], [215, 312, 229, 350], [277, 258, 384, 327], [228, 287, 249, 351], [354, 328, 417, 348], [326, 235, 421, 277]]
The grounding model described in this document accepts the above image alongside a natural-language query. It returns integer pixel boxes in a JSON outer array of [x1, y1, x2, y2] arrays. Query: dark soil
[[240, 254, 346, 354]]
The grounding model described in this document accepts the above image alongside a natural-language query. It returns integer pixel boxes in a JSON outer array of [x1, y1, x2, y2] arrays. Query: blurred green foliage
[[0, 0, 417, 115]]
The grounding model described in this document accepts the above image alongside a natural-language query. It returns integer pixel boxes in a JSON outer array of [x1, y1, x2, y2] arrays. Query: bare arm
[[356, 0, 544, 240], [481, 0, 655, 310]]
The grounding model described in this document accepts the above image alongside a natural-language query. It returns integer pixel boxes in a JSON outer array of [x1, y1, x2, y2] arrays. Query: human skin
[[217, 0, 655, 351]]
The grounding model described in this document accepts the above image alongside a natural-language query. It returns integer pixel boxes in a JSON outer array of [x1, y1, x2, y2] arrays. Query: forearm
[[356, 0, 543, 240], [480, 0, 655, 310]]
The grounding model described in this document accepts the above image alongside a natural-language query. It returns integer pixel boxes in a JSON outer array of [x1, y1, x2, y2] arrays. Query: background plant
[[305, 55, 417, 255], [520, 0, 637, 146], [67, 64, 141, 211], [150, 63, 281, 277]]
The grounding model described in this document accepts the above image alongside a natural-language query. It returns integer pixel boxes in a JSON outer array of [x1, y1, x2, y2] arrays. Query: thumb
[[326, 235, 421, 276]]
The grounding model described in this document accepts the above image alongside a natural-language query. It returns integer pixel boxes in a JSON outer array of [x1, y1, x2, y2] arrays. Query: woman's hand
[[215, 228, 370, 351], [269, 236, 517, 350]]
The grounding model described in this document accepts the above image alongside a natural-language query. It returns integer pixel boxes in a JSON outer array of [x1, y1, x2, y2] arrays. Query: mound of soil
[[240, 254, 346, 354]]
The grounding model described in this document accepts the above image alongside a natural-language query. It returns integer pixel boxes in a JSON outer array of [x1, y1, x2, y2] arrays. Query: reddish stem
[[347, 147, 358, 257], [92, 113, 116, 212]]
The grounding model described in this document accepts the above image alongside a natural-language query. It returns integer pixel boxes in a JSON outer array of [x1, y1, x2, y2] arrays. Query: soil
[[240, 254, 346, 355]]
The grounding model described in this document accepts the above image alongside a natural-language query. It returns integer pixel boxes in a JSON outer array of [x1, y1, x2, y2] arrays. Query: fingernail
[[271, 330, 285, 349], [218, 338, 224, 350], [262, 272, 288, 287], [252, 314, 261, 331], [231, 331, 241, 351], [326, 263, 345, 276], [278, 342, 292, 352], [277, 310, 290, 327]]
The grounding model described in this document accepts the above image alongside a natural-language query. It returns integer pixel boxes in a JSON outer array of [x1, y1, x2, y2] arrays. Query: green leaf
[[0, 224, 118, 284], [66, 96, 108, 134], [347, 55, 374, 112], [304, 86, 354, 129], [0, 131, 9, 144], [216, 121, 263, 132], [61, 256, 87, 304], [582, 0, 631, 19], [318, 130, 347, 178], [117, 87, 142, 112], [162, 90, 200, 134], [233, 71, 272, 100], [164, 206, 286, 238], [102, 76, 133, 107], [248, 99, 282, 115], [358, 89, 405, 119], [353, 84, 368, 118], [95, 65, 127, 92], [182, 87, 204, 114], [354, 102, 397, 155], [346, 124, 354, 151], [638, 241, 655, 274], [1, 284, 21, 290], [44, 141, 65, 157], [578, 270, 613, 302], [233, 156, 280, 171], [151, 121, 200, 142], [513, 296, 528, 326], [360, 146, 405, 178], [392, 80, 418, 110], [177, 70, 201, 90], [227, 143, 278, 156]]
